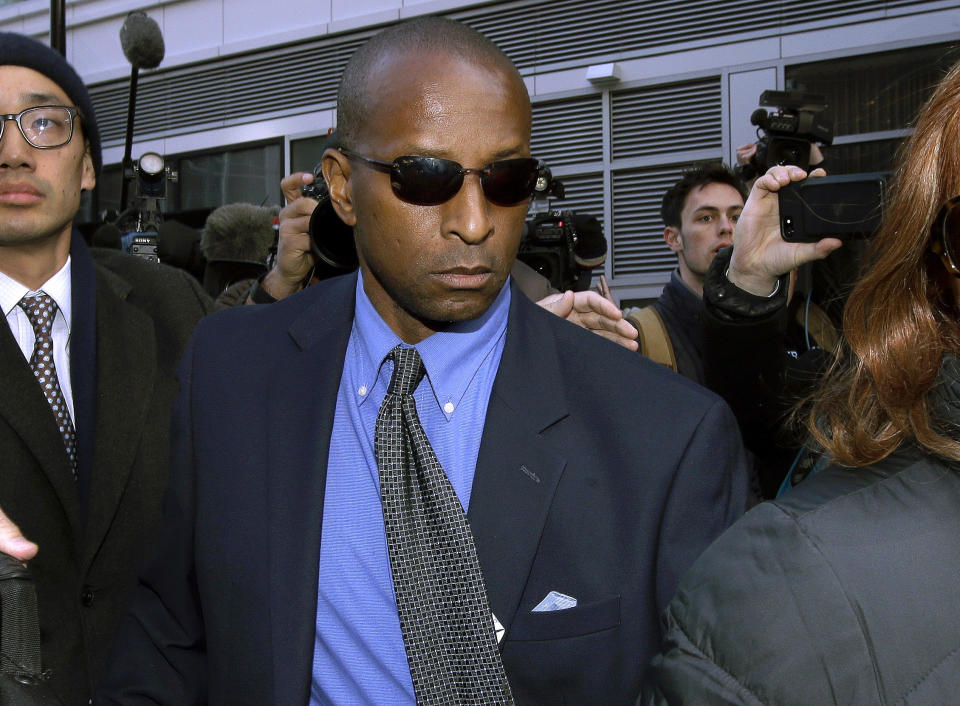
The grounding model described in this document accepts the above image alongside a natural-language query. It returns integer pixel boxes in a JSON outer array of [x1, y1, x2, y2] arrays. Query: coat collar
[[469, 281, 570, 635], [0, 318, 82, 538], [80, 263, 156, 569], [267, 274, 357, 704], [69, 232, 99, 520]]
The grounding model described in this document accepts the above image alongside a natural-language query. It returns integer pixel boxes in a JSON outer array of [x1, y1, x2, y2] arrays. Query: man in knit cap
[[0, 33, 211, 703]]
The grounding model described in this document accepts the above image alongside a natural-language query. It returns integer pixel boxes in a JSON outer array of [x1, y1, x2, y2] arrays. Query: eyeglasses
[[0, 106, 80, 149], [338, 146, 542, 206], [931, 195, 960, 278]]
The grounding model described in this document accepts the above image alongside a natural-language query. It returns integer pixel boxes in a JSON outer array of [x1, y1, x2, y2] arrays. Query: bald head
[[337, 17, 528, 148]]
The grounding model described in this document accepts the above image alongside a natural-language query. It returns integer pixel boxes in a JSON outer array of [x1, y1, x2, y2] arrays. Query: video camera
[[122, 151, 177, 263], [517, 166, 607, 292], [737, 90, 834, 180], [519, 210, 580, 291]]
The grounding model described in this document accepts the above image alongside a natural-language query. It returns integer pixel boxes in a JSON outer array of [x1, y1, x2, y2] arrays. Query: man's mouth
[[0, 182, 44, 205], [433, 266, 494, 288]]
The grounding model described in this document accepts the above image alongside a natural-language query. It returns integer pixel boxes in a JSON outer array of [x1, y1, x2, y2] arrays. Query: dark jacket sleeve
[[641, 501, 878, 706], [95, 334, 208, 704], [701, 248, 827, 497]]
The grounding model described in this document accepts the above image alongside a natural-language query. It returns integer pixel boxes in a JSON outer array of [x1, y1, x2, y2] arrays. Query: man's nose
[[718, 215, 735, 240], [0, 118, 35, 169], [442, 173, 494, 245]]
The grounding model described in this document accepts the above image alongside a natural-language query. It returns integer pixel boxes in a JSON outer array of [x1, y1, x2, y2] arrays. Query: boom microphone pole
[[49, 0, 66, 56], [118, 11, 164, 212]]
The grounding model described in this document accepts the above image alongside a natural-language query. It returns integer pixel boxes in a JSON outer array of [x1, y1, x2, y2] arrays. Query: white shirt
[[0, 258, 75, 423]]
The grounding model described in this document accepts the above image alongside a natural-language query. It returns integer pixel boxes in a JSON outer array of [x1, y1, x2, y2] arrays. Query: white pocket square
[[532, 590, 577, 612]]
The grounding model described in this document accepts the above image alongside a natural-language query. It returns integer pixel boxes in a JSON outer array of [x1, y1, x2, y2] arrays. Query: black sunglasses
[[931, 195, 960, 278], [338, 146, 542, 206]]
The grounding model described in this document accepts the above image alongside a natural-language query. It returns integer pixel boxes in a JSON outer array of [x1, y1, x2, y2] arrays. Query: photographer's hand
[[728, 165, 842, 296], [735, 142, 757, 166], [253, 172, 319, 302], [0, 506, 38, 563], [538, 289, 639, 351]]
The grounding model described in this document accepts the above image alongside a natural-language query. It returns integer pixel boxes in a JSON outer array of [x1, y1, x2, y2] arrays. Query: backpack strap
[[795, 296, 839, 352], [624, 306, 677, 372]]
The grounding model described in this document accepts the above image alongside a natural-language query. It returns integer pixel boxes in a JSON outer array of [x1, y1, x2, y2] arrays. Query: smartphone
[[779, 173, 886, 243]]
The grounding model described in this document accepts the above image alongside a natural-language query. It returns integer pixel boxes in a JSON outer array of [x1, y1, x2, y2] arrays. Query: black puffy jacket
[[642, 358, 960, 705]]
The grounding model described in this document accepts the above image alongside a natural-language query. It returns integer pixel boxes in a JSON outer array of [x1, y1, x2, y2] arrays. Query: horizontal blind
[[531, 95, 603, 166], [611, 78, 722, 160], [462, 0, 934, 69], [540, 172, 605, 223], [611, 162, 719, 278]]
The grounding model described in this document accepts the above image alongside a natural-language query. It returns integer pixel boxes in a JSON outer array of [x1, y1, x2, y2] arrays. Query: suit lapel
[[0, 321, 82, 537], [81, 267, 156, 569], [469, 285, 569, 637], [267, 276, 356, 704]]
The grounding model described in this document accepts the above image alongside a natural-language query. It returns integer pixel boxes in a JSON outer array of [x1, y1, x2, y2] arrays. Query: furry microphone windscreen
[[119, 11, 165, 70], [201, 203, 278, 264]]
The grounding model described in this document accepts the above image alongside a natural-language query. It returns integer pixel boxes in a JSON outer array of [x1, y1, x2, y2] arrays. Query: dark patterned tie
[[18, 293, 77, 480], [375, 345, 513, 705]]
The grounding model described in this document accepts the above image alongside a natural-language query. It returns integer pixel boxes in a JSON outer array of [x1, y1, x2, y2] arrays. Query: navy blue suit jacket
[[98, 273, 748, 704]]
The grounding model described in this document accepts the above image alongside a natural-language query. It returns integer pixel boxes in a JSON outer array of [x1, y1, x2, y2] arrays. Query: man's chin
[[413, 291, 501, 327]]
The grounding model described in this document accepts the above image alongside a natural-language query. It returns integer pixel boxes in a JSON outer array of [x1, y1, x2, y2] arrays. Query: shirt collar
[[0, 256, 72, 329], [352, 270, 511, 418]]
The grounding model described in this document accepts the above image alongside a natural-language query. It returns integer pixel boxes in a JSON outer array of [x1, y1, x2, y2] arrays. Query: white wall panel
[[68, 11, 129, 75], [223, 0, 331, 43], [727, 67, 778, 166], [332, 0, 401, 22], [161, 0, 222, 60]]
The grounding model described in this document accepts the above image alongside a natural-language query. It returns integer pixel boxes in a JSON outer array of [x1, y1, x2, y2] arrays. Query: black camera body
[[301, 169, 359, 276], [739, 90, 834, 179], [123, 152, 176, 263], [518, 210, 579, 292]]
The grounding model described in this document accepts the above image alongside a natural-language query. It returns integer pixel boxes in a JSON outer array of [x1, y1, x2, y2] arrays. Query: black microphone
[[0, 553, 62, 704], [119, 11, 164, 70], [118, 11, 165, 211]]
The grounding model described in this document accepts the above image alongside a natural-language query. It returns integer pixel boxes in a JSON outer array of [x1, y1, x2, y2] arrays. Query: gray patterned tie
[[375, 345, 513, 705], [18, 293, 77, 480]]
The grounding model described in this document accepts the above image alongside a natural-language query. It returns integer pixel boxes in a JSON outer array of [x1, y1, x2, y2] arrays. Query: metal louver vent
[[531, 95, 603, 167], [612, 162, 719, 278], [460, 0, 933, 70], [90, 36, 367, 144], [542, 172, 605, 222], [611, 78, 722, 160]]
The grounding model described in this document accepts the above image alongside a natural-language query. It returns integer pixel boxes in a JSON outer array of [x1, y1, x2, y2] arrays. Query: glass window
[[291, 133, 335, 175], [822, 140, 902, 176], [786, 42, 960, 137], [172, 140, 283, 212]]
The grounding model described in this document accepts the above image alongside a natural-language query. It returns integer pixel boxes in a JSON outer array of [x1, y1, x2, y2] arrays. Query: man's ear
[[80, 142, 96, 192], [664, 226, 682, 254], [322, 148, 355, 227]]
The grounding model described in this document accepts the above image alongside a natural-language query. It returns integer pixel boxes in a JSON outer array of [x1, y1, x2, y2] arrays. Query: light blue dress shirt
[[310, 272, 510, 705]]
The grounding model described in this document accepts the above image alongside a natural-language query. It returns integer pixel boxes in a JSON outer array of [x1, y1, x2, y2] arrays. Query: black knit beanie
[[0, 32, 102, 175]]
